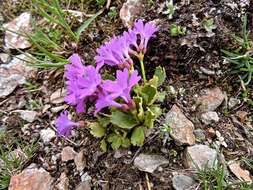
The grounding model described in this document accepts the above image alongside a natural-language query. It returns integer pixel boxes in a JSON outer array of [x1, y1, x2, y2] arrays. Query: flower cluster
[[95, 19, 158, 69], [56, 19, 158, 138]]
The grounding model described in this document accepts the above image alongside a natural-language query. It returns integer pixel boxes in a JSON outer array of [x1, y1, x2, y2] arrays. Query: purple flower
[[95, 36, 133, 69], [64, 54, 102, 113], [133, 19, 158, 52], [65, 54, 85, 80], [56, 111, 79, 137], [95, 90, 122, 114], [102, 68, 140, 103]]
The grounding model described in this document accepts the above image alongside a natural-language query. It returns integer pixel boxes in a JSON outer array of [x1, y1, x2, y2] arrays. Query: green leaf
[[89, 122, 106, 137], [107, 133, 122, 150], [131, 126, 145, 146], [76, 10, 103, 41], [141, 85, 157, 105], [121, 137, 131, 148], [111, 110, 138, 129], [156, 91, 166, 102], [100, 139, 107, 152], [150, 105, 162, 117], [98, 117, 110, 128], [133, 96, 144, 121], [148, 75, 159, 87], [154, 66, 166, 86], [144, 108, 156, 128]]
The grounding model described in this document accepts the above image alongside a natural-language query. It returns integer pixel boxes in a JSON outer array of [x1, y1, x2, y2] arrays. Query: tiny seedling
[[96, 0, 106, 6], [170, 24, 186, 37], [202, 18, 217, 33], [108, 7, 118, 20], [163, 0, 175, 19]]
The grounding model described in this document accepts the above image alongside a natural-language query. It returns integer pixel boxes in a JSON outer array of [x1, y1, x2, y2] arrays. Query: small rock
[[113, 149, 129, 159], [134, 153, 169, 173], [13, 110, 37, 122], [200, 66, 215, 75], [51, 105, 68, 113], [50, 88, 66, 104], [74, 150, 86, 172], [206, 127, 216, 139], [40, 128, 56, 143], [201, 111, 219, 125], [0, 54, 36, 98], [76, 182, 91, 190], [3, 12, 32, 49], [194, 129, 206, 141], [8, 167, 53, 190], [228, 161, 252, 183], [165, 105, 195, 145], [184, 144, 218, 169], [119, 0, 144, 28], [172, 174, 195, 190], [0, 53, 10, 63], [80, 172, 92, 182], [215, 130, 228, 148], [56, 172, 69, 190], [236, 111, 248, 122], [197, 87, 225, 112], [228, 97, 240, 109], [61, 146, 77, 162]]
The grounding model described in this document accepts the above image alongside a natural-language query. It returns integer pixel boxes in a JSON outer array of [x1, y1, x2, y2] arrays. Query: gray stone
[[51, 105, 68, 113], [3, 12, 32, 49], [172, 174, 195, 190], [0, 54, 36, 98], [201, 111, 219, 125], [0, 53, 10, 63], [80, 172, 92, 182], [50, 88, 66, 104], [200, 66, 215, 75], [197, 87, 225, 112], [8, 167, 53, 190], [74, 150, 86, 172], [134, 153, 169, 173], [56, 172, 69, 190], [184, 144, 218, 169], [13, 110, 38, 122], [61, 146, 77, 162], [194, 129, 205, 141], [40, 128, 56, 143], [119, 0, 144, 28], [165, 105, 195, 145], [228, 161, 252, 184]]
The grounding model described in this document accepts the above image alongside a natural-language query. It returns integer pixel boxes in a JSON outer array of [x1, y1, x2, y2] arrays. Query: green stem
[[139, 59, 147, 83]]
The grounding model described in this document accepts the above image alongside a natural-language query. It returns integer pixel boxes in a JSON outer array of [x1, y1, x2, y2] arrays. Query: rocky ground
[[0, 0, 253, 190]]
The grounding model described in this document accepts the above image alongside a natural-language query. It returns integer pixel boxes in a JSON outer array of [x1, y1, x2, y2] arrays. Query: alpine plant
[[55, 20, 166, 151]]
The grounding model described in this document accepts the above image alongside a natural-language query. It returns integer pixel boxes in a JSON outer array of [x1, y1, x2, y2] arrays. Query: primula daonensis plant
[[56, 20, 166, 151]]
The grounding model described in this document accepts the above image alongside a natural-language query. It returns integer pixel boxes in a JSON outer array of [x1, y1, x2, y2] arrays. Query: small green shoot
[[163, 0, 175, 19], [108, 7, 118, 20], [202, 18, 217, 33], [222, 15, 253, 85], [196, 163, 227, 190], [170, 24, 186, 37], [96, 0, 106, 7]]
